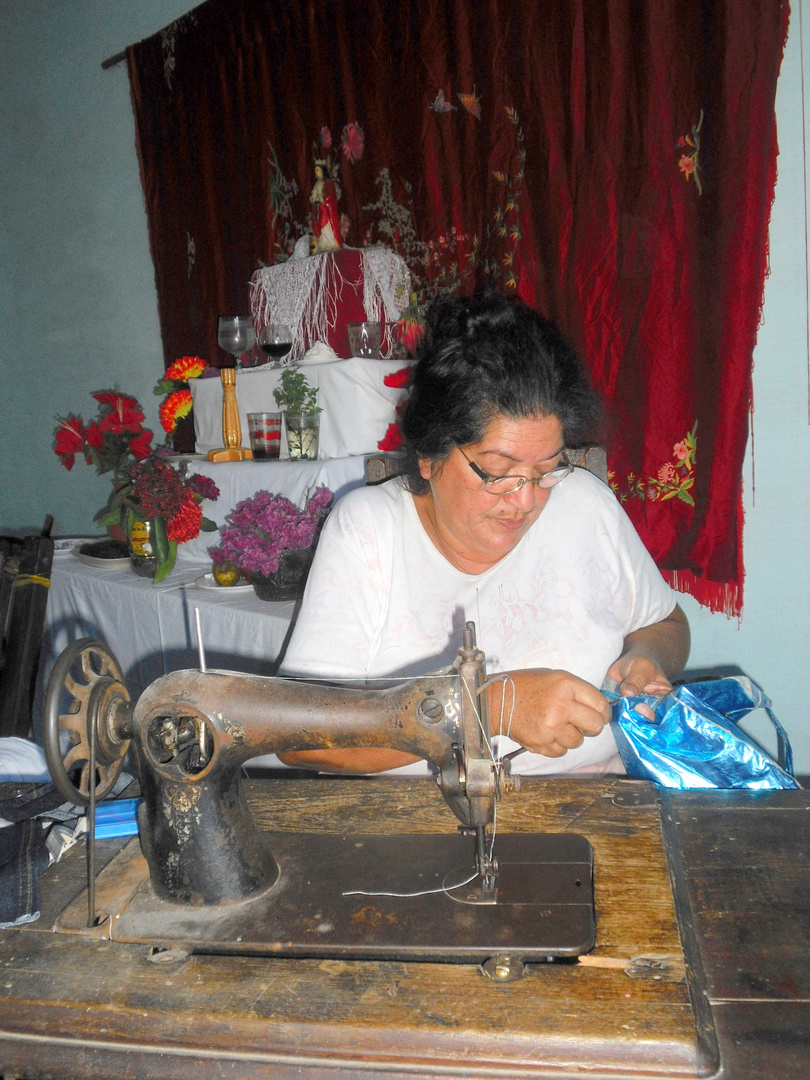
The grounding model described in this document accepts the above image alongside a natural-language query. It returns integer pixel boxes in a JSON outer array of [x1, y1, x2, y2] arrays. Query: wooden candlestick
[[208, 367, 253, 462]]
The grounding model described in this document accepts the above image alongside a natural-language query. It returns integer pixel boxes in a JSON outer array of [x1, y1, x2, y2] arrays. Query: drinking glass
[[258, 324, 293, 366], [217, 315, 256, 368]]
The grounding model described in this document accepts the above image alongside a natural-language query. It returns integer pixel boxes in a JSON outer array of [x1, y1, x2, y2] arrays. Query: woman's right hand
[[487, 668, 611, 758]]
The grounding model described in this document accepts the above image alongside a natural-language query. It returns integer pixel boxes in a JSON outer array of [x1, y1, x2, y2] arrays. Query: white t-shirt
[[281, 470, 677, 774]]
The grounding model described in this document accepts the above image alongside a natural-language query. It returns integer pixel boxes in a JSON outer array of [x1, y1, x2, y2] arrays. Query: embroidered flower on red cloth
[[676, 111, 703, 195], [609, 423, 697, 507], [678, 155, 696, 177], [341, 122, 365, 163], [319, 125, 333, 150], [457, 88, 482, 120]]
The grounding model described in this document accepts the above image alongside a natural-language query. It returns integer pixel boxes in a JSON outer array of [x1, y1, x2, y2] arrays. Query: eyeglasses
[[458, 446, 574, 495]]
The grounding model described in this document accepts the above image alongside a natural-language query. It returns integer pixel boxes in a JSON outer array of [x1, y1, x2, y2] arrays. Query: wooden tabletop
[[0, 777, 806, 1079]]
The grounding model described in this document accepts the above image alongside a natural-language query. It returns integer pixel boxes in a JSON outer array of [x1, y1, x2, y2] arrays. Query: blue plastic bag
[[608, 676, 800, 790]]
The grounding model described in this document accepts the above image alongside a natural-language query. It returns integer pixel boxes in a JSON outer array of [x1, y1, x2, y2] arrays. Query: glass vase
[[285, 413, 320, 460], [128, 519, 157, 579]]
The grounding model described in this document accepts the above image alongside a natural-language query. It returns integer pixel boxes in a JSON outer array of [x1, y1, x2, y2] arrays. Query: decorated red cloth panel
[[128, 0, 789, 613]]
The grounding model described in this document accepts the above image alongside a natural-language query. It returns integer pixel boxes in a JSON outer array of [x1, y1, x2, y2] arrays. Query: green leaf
[[153, 517, 170, 568], [95, 507, 119, 527], [152, 532, 178, 584], [677, 490, 696, 506], [200, 518, 218, 532], [152, 554, 172, 584]]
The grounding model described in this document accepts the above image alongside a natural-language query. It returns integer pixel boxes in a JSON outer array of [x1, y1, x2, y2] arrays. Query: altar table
[[0, 778, 806, 1078]]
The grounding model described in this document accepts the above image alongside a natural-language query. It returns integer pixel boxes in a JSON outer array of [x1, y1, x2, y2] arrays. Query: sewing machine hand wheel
[[43, 638, 133, 806]]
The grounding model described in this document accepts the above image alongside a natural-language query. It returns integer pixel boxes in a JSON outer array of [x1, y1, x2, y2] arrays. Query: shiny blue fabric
[[608, 677, 799, 790]]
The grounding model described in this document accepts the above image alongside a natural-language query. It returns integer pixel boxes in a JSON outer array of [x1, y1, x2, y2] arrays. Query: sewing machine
[[42, 623, 594, 974]]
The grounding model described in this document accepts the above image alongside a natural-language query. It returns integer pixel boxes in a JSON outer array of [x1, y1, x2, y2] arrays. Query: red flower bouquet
[[101, 449, 220, 583], [53, 389, 156, 530], [54, 390, 154, 478]]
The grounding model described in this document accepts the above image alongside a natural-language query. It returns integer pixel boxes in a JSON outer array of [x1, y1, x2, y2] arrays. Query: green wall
[[0, 0, 193, 536]]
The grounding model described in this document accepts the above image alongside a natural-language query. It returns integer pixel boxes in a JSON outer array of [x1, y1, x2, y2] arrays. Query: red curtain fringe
[[662, 569, 743, 620]]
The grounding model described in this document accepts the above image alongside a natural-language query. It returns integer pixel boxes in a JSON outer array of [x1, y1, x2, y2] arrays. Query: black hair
[[400, 290, 602, 494]]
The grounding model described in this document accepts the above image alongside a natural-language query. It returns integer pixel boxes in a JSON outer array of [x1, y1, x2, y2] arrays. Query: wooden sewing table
[[0, 777, 806, 1079]]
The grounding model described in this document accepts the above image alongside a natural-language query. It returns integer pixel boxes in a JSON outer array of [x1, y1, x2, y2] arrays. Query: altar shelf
[[189, 357, 409, 461]]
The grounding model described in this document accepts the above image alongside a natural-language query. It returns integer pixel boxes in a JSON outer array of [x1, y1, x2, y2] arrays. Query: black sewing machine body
[[133, 664, 487, 907], [43, 628, 595, 968]]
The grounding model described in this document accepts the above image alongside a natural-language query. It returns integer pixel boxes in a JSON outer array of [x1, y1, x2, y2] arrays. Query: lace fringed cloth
[[249, 248, 410, 363]]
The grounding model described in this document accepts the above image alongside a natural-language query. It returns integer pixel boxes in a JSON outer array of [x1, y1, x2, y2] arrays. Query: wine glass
[[258, 323, 293, 366], [217, 315, 256, 368]]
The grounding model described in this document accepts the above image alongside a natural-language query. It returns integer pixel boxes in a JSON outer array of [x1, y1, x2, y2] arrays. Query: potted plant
[[53, 389, 155, 540], [102, 449, 220, 583], [209, 486, 333, 600], [273, 370, 321, 459]]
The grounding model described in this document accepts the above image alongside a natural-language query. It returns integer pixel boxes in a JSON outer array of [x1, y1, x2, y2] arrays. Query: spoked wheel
[[43, 638, 133, 806]]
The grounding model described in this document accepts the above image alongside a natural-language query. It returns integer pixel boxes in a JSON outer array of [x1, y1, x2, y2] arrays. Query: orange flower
[[164, 356, 206, 382], [679, 154, 696, 177], [166, 494, 203, 544], [159, 389, 193, 433], [394, 318, 425, 355]]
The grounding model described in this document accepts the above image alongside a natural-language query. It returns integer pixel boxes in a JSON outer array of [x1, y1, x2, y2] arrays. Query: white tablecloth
[[177, 456, 367, 564], [190, 357, 408, 458], [41, 555, 297, 710]]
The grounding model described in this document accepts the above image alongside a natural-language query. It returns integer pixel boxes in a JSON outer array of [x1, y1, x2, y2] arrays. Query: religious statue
[[309, 159, 343, 254]]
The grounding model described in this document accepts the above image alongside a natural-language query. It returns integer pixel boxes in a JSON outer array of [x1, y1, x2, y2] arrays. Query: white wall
[[0, 1, 807, 771]]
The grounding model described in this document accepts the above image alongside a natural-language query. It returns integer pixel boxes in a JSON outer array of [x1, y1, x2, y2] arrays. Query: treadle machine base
[[57, 832, 595, 963]]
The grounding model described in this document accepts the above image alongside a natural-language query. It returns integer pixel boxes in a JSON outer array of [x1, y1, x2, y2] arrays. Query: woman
[[280, 291, 689, 774]]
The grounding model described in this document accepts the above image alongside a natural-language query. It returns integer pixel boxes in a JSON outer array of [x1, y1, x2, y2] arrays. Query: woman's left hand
[[607, 652, 673, 699], [606, 603, 691, 718]]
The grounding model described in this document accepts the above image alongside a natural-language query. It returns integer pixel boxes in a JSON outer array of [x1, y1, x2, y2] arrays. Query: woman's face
[[416, 413, 566, 573]]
